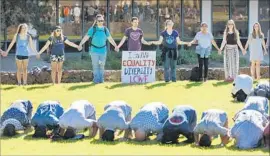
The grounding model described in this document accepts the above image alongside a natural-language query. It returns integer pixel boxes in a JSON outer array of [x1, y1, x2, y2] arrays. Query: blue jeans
[[163, 52, 177, 82], [91, 53, 106, 83]]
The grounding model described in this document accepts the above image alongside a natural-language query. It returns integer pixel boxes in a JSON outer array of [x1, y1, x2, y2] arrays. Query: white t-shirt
[[59, 100, 96, 130], [232, 74, 253, 95], [74, 7, 81, 17]]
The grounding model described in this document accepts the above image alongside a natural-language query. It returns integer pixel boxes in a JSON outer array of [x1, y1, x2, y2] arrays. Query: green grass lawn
[[0, 81, 269, 155]]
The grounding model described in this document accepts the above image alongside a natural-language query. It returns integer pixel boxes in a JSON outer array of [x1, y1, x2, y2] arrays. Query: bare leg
[[99, 127, 104, 140], [22, 59, 29, 85], [250, 61, 256, 79], [16, 59, 23, 85], [59, 128, 65, 136], [89, 123, 98, 138], [255, 61, 261, 80], [57, 61, 63, 84], [51, 62, 57, 84]]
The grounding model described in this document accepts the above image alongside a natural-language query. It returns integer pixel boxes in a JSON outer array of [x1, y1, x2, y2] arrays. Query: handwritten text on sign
[[121, 51, 156, 83]]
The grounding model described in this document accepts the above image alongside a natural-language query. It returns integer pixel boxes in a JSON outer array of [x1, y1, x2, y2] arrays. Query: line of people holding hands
[[1, 15, 269, 84], [0, 81, 269, 149]]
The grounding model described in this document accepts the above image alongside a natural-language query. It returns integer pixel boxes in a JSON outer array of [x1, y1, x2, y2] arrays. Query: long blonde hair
[[224, 20, 239, 41], [252, 22, 264, 39], [16, 23, 28, 35]]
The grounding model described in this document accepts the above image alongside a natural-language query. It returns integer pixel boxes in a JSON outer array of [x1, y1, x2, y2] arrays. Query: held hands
[[218, 49, 222, 55], [1, 51, 8, 57], [77, 45, 83, 51], [242, 49, 247, 55], [114, 46, 119, 52], [36, 53, 41, 59], [187, 42, 192, 47]]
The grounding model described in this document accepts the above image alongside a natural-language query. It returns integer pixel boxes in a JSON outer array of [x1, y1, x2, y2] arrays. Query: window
[[212, 0, 229, 38], [259, 0, 270, 36], [159, 0, 181, 37], [109, 0, 132, 39], [134, 0, 157, 38], [212, 0, 248, 38], [231, 0, 248, 37], [59, 0, 82, 40], [183, 0, 201, 39], [83, 0, 107, 36]]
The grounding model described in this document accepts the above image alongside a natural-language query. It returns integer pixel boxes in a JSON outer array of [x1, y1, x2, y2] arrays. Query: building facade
[[0, 0, 269, 50]]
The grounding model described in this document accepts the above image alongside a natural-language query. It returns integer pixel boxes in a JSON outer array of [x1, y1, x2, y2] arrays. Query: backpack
[[190, 67, 200, 82], [89, 26, 108, 49]]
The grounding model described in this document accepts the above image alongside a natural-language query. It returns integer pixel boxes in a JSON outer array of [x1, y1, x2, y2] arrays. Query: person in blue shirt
[[150, 20, 188, 82], [250, 81, 270, 99], [31, 101, 64, 138], [231, 109, 268, 149], [1, 23, 37, 85], [78, 14, 119, 84], [194, 109, 230, 147], [37, 26, 80, 84], [0, 100, 33, 136], [98, 101, 132, 141], [162, 105, 197, 144], [129, 102, 169, 141]]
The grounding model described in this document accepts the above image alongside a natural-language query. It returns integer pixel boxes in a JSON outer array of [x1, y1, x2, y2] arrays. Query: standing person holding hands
[[78, 14, 119, 84], [117, 17, 151, 51], [188, 22, 221, 82], [244, 22, 268, 80], [150, 20, 188, 82], [1, 23, 37, 86], [37, 26, 80, 84], [220, 20, 245, 82]]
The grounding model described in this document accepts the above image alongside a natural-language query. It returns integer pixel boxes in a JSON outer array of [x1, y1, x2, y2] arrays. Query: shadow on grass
[[26, 85, 52, 91], [90, 139, 120, 145], [230, 100, 244, 104], [1, 86, 16, 91], [145, 82, 169, 89], [185, 82, 203, 89], [0, 133, 26, 140], [23, 134, 48, 141], [106, 83, 145, 89], [68, 83, 96, 91], [226, 145, 269, 153], [212, 81, 232, 87]]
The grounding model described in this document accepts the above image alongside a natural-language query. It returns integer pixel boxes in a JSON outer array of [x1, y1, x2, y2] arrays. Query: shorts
[[16, 55, 29, 60], [50, 55, 65, 62]]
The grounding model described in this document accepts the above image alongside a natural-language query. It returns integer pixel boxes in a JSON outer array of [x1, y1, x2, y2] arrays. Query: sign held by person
[[121, 51, 156, 83]]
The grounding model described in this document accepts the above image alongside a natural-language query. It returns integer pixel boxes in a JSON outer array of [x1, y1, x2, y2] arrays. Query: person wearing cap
[[117, 17, 151, 51], [150, 20, 188, 82], [231, 109, 268, 149], [37, 26, 80, 84], [188, 22, 221, 82], [232, 74, 253, 102], [234, 96, 269, 119], [161, 105, 197, 144], [250, 81, 270, 99], [194, 109, 230, 147], [0, 100, 33, 136], [97, 101, 132, 141], [31, 101, 64, 138], [58, 100, 98, 139], [78, 14, 119, 84], [129, 102, 169, 141]]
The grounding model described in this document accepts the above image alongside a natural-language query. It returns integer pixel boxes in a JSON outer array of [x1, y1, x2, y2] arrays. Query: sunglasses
[[97, 20, 104, 22], [56, 29, 61, 32]]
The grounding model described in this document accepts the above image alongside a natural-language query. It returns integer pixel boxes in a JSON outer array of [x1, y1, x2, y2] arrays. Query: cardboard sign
[[121, 51, 156, 83]]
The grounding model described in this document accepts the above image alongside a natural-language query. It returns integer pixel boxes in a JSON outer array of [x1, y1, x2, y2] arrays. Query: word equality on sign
[[121, 51, 156, 84]]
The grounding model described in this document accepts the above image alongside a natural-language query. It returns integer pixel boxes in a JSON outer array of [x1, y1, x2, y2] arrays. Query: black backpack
[[190, 67, 200, 82], [89, 26, 108, 49]]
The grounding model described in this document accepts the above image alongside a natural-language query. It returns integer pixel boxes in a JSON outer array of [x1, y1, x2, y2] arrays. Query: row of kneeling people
[[0, 97, 269, 149]]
